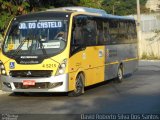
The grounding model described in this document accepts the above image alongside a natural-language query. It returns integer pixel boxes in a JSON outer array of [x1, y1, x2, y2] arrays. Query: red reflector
[[23, 80, 35, 86]]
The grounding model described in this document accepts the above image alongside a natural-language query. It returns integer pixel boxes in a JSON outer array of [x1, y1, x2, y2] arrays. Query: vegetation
[[142, 30, 160, 60], [102, 0, 149, 15], [0, 0, 149, 39], [141, 52, 160, 60]]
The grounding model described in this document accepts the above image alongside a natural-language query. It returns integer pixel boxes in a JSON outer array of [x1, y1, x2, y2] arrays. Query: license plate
[[23, 80, 35, 86]]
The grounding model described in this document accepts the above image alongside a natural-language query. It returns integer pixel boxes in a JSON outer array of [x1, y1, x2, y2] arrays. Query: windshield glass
[[3, 19, 68, 57]]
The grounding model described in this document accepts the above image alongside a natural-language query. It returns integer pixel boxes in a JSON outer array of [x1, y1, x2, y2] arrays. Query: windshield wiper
[[37, 38, 47, 56], [7, 36, 60, 65], [36, 38, 60, 65], [9, 38, 29, 58]]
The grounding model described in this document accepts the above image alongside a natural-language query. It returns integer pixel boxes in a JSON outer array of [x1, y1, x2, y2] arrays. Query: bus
[[0, 7, 138, 96]]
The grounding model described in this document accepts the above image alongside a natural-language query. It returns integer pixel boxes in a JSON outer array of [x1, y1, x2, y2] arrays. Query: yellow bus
[[0, 7, 138, 96]]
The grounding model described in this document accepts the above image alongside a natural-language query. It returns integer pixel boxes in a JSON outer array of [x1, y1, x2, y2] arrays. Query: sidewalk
[[140, 60, 160, 62], [139, 60, 160, 66]]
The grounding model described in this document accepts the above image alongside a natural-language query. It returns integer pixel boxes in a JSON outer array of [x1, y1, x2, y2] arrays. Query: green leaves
[[78, 0, 148, 15], [0, 0, 30, 31], [79, 0, 103, 9], [102, 0, 148, 15], [0, 0, 149, 33]]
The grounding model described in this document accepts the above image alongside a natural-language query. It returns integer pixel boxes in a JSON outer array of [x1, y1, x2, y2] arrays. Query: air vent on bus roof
[[46, 6, 107, 16]]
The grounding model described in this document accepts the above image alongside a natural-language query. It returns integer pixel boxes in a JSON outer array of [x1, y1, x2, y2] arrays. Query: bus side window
[[109, 20, 119, 44], [71, 16, 86, 46], [118, 21, 128, 44], [103, 21, 111, 45], [83, 18, 97, 46], [70, 16, 87, 54], [127, 22, 135, 43], [96, 18, 104, 45], [129, 22, 137, 43]]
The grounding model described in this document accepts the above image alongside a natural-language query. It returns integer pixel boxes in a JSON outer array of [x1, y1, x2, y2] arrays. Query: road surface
[[0, 61, 160, 119]]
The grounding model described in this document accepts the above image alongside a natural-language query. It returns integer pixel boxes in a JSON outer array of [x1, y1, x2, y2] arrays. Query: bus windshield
[[3, 19, 68, 57]]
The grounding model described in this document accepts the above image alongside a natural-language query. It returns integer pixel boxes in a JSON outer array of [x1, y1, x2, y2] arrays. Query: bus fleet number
[[42, 64, 56, 68]]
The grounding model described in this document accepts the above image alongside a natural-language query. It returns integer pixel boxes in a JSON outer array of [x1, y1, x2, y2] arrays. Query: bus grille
[[10, 70, 53, 77]]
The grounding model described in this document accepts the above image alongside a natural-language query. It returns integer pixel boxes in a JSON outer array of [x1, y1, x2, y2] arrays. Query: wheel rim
[[118, 68, 123, 80], [75, 75, 83, 93]]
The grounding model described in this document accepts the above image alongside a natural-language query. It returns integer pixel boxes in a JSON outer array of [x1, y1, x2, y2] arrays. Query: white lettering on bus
[[37, 21, 62, 29], [19, 21, 62, 29], [28, 23, 36, 29], [19, 23, 27, 29]]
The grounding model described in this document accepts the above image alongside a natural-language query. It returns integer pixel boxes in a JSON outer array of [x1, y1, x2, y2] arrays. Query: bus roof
[[15, 11, 72, 21], [15, 7, 134, 21], [47, 6, 107, 16], [47, 7, 135, 21]]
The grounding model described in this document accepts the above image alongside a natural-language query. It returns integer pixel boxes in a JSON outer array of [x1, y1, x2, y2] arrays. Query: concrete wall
[[140, 32, 160, 59], [129, 13, 160, 59]]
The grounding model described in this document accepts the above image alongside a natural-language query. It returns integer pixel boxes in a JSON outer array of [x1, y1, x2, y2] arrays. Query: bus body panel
[[68, 46, 105, 91], [105, 44, 138, 80], [1, 74, 69, 92], [1, 48, 70, 75]]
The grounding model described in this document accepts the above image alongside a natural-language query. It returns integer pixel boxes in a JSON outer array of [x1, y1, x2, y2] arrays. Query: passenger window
[[109, 20, 119, 44], [127, 22, 137, 43], [96, 19, 104, 45], [118, 21, 128, 43], [71, 16, 86, 46], [103, 21, 111, 45], [70, 15, 88, 54], [83, 19, 97, 46]]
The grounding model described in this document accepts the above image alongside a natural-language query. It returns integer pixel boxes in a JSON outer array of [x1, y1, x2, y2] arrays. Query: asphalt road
[[0, 61, 160, 116]]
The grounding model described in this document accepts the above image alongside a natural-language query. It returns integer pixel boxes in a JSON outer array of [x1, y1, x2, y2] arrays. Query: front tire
[[68, 73, 84, 97]]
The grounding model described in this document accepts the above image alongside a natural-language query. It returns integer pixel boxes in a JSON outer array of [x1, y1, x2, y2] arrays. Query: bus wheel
[[68, 73, 84, 97], [117, 65, 123, 83]]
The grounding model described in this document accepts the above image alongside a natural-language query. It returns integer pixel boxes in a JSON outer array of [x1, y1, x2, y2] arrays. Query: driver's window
[[72, 16, 86, 46], [70, 15, 87, 54]]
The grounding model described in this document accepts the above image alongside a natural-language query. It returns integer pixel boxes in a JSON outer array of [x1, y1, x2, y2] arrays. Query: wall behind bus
[[140, 13, 160, 59], [129, 13, 160, 59], [140, 31, 160, 59]]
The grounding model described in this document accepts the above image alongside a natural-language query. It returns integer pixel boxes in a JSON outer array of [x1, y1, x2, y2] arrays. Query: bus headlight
[[2, 70, 6, 74], [0, 65, 5, 69], [56, 59, 67, 76], [0, 60, 7, 75]]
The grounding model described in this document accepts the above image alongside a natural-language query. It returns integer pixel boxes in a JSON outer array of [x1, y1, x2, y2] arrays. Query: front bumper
[[1, 74, 69, 92]]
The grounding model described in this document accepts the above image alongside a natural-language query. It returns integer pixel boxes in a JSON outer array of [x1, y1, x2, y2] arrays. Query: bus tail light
[[0, 60, 7, 75], [56, 59, 67, 76]]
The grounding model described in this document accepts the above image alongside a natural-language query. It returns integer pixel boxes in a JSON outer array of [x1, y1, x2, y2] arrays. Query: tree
[[102, 0, 149, 15], [0, 0, 150, 34], [0, 0, 30, 32], [0, 0, 79, 33], [78, 0, 103, 9]]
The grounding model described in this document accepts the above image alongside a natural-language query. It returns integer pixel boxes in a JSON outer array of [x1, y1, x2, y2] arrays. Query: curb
[[140, 60, 160, 62]]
